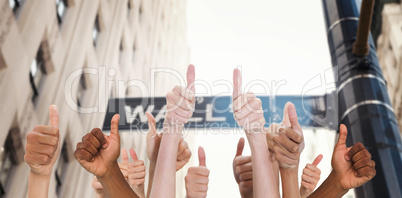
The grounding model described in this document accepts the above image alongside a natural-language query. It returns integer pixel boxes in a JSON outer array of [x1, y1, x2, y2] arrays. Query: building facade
[[377, 2, 402, 137], [0, 0, 190, 197]]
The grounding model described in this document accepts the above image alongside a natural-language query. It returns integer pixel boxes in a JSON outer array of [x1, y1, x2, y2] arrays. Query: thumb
[[312, 154, 323, 166], [49, 105, 59, 128], [129, 148, 138, 161], [235, 137, 245, 157], [287, 103, 302, 132], [146, 112, 156, 136], [281, 102, 292, 127], [336, 124, 348, 148], [198, 146, 206, 167], [232, 68, 242, 101], [187, 64, 196, 93], [110, 114, 120, 140], [121, 148, 129, 165]]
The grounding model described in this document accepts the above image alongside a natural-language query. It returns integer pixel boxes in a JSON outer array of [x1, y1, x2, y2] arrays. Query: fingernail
[[278, 127, 285, 133], [91, 157, 95, 161], [102, 143, 108, 148]]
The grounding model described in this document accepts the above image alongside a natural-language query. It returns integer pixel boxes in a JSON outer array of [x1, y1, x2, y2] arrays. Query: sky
[[185, 0, 354, 197]]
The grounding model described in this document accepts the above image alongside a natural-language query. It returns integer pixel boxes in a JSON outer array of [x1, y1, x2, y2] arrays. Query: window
[[55, 141, 69, 195], [9, 0, 21, 16], [56, 0, 68, 25], [0, 131, 18, 196], [92, 15, 100, 47], [29, 45, 47, 105], [76, 73, 86, 109]]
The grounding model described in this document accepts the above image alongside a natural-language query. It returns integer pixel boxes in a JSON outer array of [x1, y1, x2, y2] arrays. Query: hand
[[125, 149, 146, 198], [332, 124, 376, 190], [185, 146, 210, 198], [300, 154, 323, 198], [266, 102, 294, 151], [25, 105, 60, 177], [272, 103, 304, 169], [146, 112, 191, 171], [74, 114, 120, 178], [232, 69, 265, 133], [164, 65, 196, 129], [233, 138, 253, 198]]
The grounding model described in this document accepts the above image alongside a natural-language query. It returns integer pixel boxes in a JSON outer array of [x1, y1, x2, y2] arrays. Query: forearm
[[98, 162, 138, 198], [248, 134, 280, 198], [308, 171, 348, 198], [280, 167, 300, 198], [27, 171, 51, 198], [149, 129, 181, 198], [146, 162, 156, 198], [271, 158, 280, 192], [94, 192, 106, 198]]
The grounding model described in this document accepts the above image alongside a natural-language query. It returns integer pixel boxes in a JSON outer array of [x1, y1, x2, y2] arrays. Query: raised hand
[[332, 124, 376, 190], [232, 138, 253, 198], [272, 103, 304, 169], [74, 114, 119, 178], [164, 65, 196, 129], [300, 154, 323, 198], [91, 176, 106, 198], [127, 149, 146, 198], [146, 112, 191, 171], [232, 69, 265, 133], [25, 105, 60, 177], [185, 147, 210, 198]]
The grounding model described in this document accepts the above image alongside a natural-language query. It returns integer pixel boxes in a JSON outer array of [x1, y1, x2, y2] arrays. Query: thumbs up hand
[[164, 65, 196, 130], [331, 124, 376, 190], [232, 138, 253, 198], [185, 147, 210, 198], [74, 114, 120, 178], [232, 69, 265, 133], [146, 112, 191, 171], [24, 105, 60, 177], [300, 154, 323, 198], [126, 149, 146, 198], [271, 103, 305, 169]]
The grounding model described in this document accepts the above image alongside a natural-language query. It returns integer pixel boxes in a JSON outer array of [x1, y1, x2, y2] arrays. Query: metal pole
[[321, 0, 402, 197]]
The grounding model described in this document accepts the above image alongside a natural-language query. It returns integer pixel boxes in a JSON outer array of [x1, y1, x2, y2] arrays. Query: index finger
[[49, 105, 59, 128], [233, 68, 242, 101], [187, 64, 195, 93]]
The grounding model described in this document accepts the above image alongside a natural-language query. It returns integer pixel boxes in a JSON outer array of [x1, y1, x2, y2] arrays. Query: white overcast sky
[[185, 0, 352, 197]]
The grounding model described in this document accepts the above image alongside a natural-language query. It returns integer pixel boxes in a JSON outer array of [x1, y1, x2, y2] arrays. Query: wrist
[[29, 169, 52, 180], [98, 162, 120, 180], [328, 171, 349, 193]]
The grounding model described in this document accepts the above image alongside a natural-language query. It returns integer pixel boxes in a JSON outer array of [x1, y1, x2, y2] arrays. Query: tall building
[[377, 2, 402, 137], [0, 0, 190, 197]]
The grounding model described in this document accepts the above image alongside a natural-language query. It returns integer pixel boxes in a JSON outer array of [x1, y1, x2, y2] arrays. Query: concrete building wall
[[377, 3, 402, 137], [0, 0, 190, 197]]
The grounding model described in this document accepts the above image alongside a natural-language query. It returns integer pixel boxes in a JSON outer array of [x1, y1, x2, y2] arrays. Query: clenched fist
[[25, 105, 60, 177], [146, 112, 191, 171], [233, 138, 253, 198], [232, 69, 265, 133], [300, 154, 323, 198], [272, 103, 304, 169], [185, 147, 210, 198], [332, 124, 376, 190], [74, 114, 120, 178], [125, 149, 146, 198], [164, 65, 196, 129]]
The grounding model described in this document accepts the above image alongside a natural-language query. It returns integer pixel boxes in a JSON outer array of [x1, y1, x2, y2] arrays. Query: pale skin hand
[[308, 124, 376, 198], [185, 146, 210, 198], [300, 154, 323, 198], [25, 105, 60, 198], [270, 102, 304, 198], [232, 68, 279, 198], [150, 65, 196, 198], [74, 114, 137, 198], [145, 112, 192, 198], [233, 138, 253, 198], [126, 148, 146, 198]]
